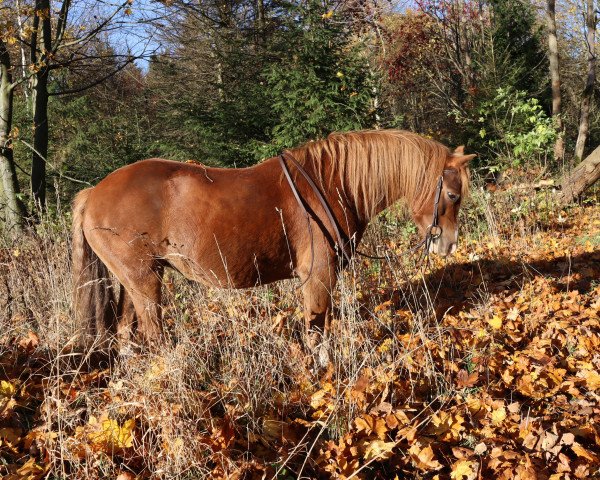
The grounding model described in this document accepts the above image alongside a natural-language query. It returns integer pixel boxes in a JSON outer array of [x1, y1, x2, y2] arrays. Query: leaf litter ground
[[0, 203, 599, 479]]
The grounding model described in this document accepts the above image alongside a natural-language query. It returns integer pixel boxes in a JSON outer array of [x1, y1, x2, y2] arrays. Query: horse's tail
[[72, 188, 115, 345]]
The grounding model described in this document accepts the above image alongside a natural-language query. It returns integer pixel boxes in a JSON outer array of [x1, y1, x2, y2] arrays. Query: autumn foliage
[[0, 193, 599, 479]]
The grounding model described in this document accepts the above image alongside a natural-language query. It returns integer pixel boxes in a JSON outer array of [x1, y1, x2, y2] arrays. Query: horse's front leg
[[301, 262, 337, 367]]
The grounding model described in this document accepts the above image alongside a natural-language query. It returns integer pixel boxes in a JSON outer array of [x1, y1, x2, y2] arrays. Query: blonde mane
[[288, 130, 459, 219]]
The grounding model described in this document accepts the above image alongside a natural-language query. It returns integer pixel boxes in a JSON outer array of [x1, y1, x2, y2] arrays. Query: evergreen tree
[[488, 0, 548, 99], [262, 1, 377, 156]]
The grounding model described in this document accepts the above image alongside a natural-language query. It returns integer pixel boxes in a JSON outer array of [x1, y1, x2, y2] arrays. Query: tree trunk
[[0, 40, 25, 235], [574, 0, 597, 160], [256, 0, 266, 45], [31, 69, 49, 209], [557, 144, 600, 205], [30, 0, 52, 210], [546, 0, 564, 164]]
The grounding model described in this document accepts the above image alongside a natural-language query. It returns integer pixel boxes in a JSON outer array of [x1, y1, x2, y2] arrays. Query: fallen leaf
[[451, 459, 478, 480], [363, 439, 396, 461]]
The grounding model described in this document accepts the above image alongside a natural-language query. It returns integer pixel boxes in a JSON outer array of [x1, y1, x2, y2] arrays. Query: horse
[[72, 129, 474, 353]]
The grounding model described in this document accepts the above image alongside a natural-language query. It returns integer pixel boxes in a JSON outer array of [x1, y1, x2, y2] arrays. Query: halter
[[279, 152, 447, 283], [424, 174, 444, 252]]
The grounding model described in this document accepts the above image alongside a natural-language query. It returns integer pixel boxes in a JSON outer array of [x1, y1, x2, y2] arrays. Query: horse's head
[[413, 146, 475, 257]]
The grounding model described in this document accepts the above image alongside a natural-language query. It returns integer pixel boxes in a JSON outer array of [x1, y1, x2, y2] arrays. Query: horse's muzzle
[[428, 234, 458, 257], [429, 243, 455, 256]]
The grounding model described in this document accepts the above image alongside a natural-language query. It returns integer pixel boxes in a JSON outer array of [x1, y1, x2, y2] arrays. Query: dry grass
[[1, 186, 598, 479]]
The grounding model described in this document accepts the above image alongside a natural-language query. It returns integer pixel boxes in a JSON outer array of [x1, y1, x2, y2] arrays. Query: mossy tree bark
[[0, 39, 26, 236]]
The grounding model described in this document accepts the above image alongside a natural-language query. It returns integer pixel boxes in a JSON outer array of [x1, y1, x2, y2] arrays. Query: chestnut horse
[[72, 130, 473, 350]]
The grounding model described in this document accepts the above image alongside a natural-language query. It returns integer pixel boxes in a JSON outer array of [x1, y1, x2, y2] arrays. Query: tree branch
[[55, 1, 129, 51], [48, 57, 137, 96]]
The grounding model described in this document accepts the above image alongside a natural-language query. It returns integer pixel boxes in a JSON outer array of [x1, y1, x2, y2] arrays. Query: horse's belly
[[164, 241, 294, 289]]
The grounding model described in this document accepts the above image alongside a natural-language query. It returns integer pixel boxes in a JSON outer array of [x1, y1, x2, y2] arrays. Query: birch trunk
[[574, 0, 597, 160], [546, 0, 564, 164]]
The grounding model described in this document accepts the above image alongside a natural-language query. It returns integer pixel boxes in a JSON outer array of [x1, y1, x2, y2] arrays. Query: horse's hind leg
[[104, 259, 164, 347], [123, 265, 164, 346], [116, 285, 136, 346]]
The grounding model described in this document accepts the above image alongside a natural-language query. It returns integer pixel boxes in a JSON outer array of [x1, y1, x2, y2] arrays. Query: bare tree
[[546, 0, 565, 164], [24, 0, 141, 209], [0, 38, 26, 235], [574, 0, 597, 160]]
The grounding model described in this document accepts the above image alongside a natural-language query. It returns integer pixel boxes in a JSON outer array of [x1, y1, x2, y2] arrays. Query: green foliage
[[144, 2, 378, 166], [259, 1, 377, 157], [454, 87, 556, 171], [452, 0, 550, 171], [474, 88, 556, 169], [146, 46, 275, 167], [48, 83, 152, 199]]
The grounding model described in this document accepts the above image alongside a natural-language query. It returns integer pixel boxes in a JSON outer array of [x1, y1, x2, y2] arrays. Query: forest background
[[0, 0, 598, 226]]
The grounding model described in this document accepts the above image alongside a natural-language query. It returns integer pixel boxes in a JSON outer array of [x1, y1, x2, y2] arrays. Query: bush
[[454, 87, 556, 173]]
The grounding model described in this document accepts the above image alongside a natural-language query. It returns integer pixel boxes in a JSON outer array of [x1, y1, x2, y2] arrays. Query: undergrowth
[[0, 186, 599, 479]]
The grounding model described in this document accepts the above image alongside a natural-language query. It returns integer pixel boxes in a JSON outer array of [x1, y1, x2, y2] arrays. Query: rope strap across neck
[[279, 153, 353, 267], [424, 174, 444, 253]]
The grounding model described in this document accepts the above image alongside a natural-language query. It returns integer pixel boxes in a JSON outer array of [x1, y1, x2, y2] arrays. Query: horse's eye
[[447, 192, 460, 202]]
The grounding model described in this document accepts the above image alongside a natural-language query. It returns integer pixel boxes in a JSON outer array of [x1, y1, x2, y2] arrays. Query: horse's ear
[[448, 149, 476, 168]]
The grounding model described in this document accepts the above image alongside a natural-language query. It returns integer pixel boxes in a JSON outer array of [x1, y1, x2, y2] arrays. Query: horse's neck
[[336, 176, 398, 226], [311, 164, 370, 240]]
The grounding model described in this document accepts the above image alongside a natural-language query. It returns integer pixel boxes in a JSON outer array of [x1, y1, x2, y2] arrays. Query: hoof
[[118, 341, 140, 359], [317, 343, 330, 368]]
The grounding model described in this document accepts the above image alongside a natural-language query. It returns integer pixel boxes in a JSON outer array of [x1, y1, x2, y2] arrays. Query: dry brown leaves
[[0, 204, 599, 479]]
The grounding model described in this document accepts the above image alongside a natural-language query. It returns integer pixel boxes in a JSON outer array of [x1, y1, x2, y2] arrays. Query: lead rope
[[279, 154, 315, 288]]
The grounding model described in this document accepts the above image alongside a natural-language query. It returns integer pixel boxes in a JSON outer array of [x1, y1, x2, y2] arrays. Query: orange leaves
[[208, 416, 235, 452], [0, 380, 17, 418], [456, 369, 479, 388], [17, 331, 39, 353], [311, 205, 600, 478], [490, 406, 507, 425], [3, 457, 48, 480], [354, 414, 388, 439], [488, 315, 503, 329], [310, 381, 335, 417], [0, 205, 599, 479], [408, 443, 442, 471], [571, 442, 600, 464], [451, 458, 478, 479], [577, 369, 600, 390], [428, 411, 465, 442], [362, 439, 396, 461], [515, 367, 566, 399]]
